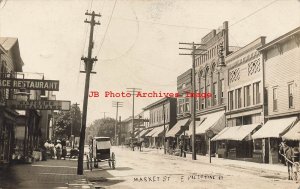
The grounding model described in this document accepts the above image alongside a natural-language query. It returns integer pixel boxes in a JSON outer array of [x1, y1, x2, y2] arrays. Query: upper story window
[[185, 98, 190, 112], [220, 79, 224, 104], [235, 88, 242, 109], [273, 87, 278, 111], [228, 90, 234, 110], [200, 88, 205, 109], [288, 83, 294, 108], [253, 82, 261, 105], [244, 85, 251, 107], [212, 82, 217, 106], [207, 85, 211, 107], [178, 98, 184, 114]]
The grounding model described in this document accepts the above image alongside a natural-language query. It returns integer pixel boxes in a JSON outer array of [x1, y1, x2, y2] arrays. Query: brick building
[[191, 21, 230, 155]]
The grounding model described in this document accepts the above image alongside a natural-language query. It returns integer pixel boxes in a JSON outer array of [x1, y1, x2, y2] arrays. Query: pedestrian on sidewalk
[[55, 140, 62, 160], [179, 140, 183, 157]]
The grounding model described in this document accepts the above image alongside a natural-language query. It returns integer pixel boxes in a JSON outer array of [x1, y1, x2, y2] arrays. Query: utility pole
[[77, 10, 101, 175], [100, 111, 109, 119], [113, 101, 123, 145], [179, 42, 206, 160], [126, 87, 142, 151]]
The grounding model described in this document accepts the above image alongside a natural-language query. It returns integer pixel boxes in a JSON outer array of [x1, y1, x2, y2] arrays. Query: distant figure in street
[[55, 140, 62, 160]]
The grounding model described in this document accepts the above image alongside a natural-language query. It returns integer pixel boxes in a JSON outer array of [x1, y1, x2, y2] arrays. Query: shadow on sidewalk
[[0, 164, 19, 189], [84, 165, 128, 188]]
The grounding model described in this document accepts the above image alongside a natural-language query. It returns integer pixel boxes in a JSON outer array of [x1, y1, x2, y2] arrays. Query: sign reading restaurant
[[0, 78, 59, 91], [6, 100, 70, 110]]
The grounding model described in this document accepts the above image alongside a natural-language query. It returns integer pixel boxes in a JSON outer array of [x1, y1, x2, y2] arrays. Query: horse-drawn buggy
[[279, 141, 300, 181], [86, 136, 116, 170]]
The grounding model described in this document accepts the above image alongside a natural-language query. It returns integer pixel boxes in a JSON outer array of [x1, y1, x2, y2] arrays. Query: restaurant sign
[[0, 78, 59, 91], [6, 100, 70, 110]]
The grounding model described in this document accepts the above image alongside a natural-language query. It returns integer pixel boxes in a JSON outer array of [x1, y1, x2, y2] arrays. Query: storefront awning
[[145, 125, 168, 137], [196, 110, 225, 135], [252, 116, 297, 139], [187, 121, 202, 136], [139, 128, 153, 138], [145, 128, 157, 137], [212, 124, 260, 141], [166, 118, 190, 137], [282, 121, 300, 141], [152, 125, 169, 137]]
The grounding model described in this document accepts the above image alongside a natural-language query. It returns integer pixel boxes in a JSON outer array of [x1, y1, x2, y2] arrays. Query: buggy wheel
[[94, 158, 98, 168], [111, 152, 116, 169]]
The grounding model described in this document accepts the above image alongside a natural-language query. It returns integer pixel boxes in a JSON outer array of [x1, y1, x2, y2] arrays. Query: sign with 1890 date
[[6, 100, 70, 110]]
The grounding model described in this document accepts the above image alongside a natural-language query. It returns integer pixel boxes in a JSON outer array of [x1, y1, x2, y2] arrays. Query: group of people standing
[[44, 139, 67, 160]]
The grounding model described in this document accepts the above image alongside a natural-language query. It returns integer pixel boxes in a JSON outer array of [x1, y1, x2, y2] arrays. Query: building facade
[[143, 97, 177, 148], [0, 38, 24, 165], [253, 26, 300, 164], [213, 37, 266, 161], [192, 21, 230, 155]]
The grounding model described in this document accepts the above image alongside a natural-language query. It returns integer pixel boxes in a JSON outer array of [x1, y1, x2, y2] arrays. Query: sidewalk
[[0, 159, 96, 189], [140, 147, 288, 177]]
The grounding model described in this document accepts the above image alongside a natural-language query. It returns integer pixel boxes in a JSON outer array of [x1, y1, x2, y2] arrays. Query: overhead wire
[[229, 0, 278, 27], [95, 0, 118, 61]]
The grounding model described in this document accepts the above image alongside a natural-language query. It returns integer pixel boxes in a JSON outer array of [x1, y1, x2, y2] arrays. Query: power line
[[96, 0, 118, 58], [229, 0, 278, 27]]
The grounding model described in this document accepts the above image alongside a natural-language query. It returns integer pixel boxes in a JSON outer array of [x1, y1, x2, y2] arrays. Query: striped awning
[[252, 116, 297, 139], [166, 118, 190, 137], [212, 124, 260, 141], [282, 121, 300, 141], [139, 128, 153, 138]]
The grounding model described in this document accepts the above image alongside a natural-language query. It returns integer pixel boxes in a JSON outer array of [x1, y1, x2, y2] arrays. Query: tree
[[53, 104, 82, 139], [86, 117, 116, 139]]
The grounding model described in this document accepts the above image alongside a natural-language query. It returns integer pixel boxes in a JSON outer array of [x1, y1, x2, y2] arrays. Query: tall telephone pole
[[113, 101, 123, 145], [126, 87, 142, 151], [77, 11, 101, 175], [179, 42, 206, 160]]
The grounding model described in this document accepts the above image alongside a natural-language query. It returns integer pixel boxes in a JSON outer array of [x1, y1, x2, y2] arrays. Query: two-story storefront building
[[253, 26, 300, 164], [212, 37, 266, 162]]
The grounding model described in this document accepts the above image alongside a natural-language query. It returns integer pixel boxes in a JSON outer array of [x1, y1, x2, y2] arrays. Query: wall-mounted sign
[[6, 100, 70, 110], [0, 78, 59, 91]]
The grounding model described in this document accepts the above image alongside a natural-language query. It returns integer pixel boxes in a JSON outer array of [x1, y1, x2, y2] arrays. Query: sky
[[0, 0, 299, 125]]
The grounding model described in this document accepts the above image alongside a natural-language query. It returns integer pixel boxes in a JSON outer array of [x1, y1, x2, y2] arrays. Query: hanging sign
[[0, 78, 59, 91], [6, 100, 70, 110]]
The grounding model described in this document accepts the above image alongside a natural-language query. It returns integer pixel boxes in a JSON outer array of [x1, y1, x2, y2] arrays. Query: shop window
[[254, 139, 262, 151], [288, 83, 294, 108], [273, 87, 278, 111]]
